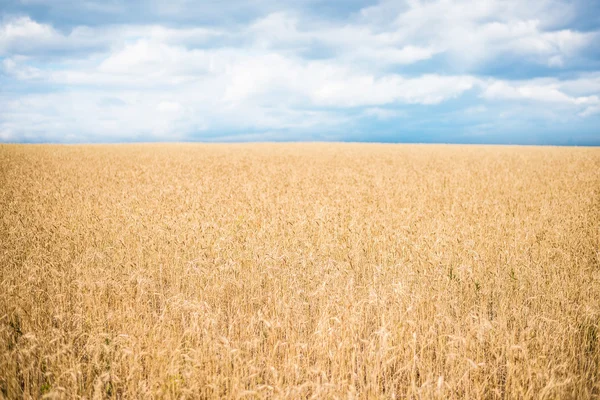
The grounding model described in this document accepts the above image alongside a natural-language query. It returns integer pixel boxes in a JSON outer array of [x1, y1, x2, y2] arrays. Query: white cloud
[[480, 79, 600, 119], [481, 80, 600, 106], [157, 101, 183, 113], [0, 16, 111, 56], [0, 127, 14, 141], [246, 11, 441, 68], [556, 73, 600, 96], [0, 16, 224, 58], [97, 39, 219, 77], [0, 16, 55, 40], [0, 16, 58, 54], [359, 0, 596, 69], [307, 73, 477, 106], [1, 0, 599, 142], [2, 57, 43, 79], [2, 1, 596, 69], [349, 45, 438, 66], [3, 35, 476, 108]]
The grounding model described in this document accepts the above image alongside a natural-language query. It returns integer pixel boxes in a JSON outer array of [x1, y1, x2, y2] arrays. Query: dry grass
[[1, 143, 599, 399]]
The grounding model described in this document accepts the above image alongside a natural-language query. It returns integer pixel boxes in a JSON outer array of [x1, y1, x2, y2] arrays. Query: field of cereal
[[1, 143, 599, 398]]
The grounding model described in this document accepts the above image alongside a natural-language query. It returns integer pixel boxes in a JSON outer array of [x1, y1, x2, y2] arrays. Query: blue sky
[[1, 0, 599, 144]]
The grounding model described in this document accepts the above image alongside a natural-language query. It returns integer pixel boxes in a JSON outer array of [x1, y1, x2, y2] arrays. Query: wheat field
[[1, 143, 599, 399]]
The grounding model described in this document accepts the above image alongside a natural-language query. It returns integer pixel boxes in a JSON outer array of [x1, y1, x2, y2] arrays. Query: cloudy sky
[[1, 0, 599, 144]]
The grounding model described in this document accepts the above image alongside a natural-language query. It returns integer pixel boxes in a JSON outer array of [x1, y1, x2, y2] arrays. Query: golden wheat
[[1, 143, 599, 399]]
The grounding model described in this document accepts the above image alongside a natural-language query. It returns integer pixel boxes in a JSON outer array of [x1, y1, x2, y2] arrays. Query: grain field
[[1, 143, 599, 399]]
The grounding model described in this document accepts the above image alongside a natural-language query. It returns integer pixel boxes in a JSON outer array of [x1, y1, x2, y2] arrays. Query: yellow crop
[[1, 143, 599, 398]]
